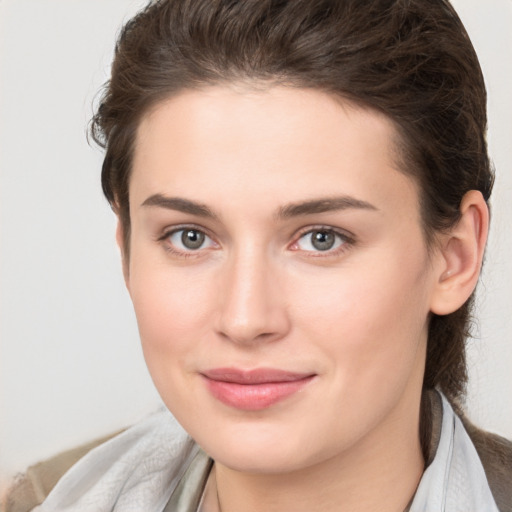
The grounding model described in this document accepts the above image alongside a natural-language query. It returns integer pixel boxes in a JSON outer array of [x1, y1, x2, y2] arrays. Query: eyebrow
[[141, 194, 378, 220], [141, 194, 218, 219], [276, 196, 378, 219]]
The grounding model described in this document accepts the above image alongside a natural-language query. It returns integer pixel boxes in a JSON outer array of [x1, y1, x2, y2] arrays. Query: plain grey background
[[1, 0, 511, 486]]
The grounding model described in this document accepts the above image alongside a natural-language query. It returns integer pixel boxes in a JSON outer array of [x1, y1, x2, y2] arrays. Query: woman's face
[[126, 86, 443, 473]]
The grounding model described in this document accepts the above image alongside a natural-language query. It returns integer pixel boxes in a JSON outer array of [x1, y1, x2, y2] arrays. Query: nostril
[[216, 313, 289, 345]]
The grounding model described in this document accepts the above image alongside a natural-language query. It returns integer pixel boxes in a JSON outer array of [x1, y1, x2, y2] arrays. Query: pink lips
[[201, 368, 315, 410]]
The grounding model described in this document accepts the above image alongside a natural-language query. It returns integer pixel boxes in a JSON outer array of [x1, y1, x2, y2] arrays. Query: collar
[[408, 392, 499, 512]]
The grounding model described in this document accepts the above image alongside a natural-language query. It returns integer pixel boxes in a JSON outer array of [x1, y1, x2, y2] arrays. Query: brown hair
[[91, 0, 493, 410]]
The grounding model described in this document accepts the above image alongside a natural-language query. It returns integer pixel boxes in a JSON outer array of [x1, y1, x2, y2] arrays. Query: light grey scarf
[[409, 394, 499, 511]]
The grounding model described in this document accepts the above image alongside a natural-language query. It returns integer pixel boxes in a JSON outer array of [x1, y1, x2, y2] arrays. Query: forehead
[[131, 85, 420, 221]]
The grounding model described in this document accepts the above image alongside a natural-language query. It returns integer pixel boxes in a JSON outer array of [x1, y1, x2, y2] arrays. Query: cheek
[[290, 246, 431, 379], [128, 260, 216, 360], [294, 263, 428, 335], [127, 261, 219, 422]]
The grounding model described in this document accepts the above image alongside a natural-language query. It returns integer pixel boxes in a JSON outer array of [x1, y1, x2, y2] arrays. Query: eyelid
[[289, 225, 355, 255], [157, 223, 354, 258], [158, 224, 219, 256], [158, 221, 216, 238]]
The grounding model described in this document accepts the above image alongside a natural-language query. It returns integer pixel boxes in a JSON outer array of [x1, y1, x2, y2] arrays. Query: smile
[[201, 368, 316, 411]]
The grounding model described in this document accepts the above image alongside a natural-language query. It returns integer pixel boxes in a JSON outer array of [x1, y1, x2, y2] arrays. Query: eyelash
[[158, 225, 217, 258], [158, 225, 355, 259], [290, 226, 355, 258]]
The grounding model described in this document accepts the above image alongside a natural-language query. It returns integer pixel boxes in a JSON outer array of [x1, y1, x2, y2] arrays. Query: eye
[[294, 229, 348, 253], [166, 228, 215, 252]]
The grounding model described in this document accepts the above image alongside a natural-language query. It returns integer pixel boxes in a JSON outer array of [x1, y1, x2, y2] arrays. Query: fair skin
[[119, 85, 488, 512]]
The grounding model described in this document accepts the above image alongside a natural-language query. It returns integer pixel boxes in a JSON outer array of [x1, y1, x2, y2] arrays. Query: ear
[[115, 218, 131, 291], [429, 190, 489, 315]]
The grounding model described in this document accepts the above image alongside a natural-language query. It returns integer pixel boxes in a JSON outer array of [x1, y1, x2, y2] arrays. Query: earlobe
[[115, 219, 130, 290], [430, 190, 489, 316]]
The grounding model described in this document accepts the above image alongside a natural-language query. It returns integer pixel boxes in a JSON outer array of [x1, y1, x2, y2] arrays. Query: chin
[[195, 420, 328, 474], [212, 445, 311, 474]]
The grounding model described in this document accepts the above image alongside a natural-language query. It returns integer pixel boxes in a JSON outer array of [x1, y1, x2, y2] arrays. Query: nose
[[215, 246, 290, 345]]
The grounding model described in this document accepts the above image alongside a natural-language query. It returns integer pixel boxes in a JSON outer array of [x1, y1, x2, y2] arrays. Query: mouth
[[200, 368, 316, 410]]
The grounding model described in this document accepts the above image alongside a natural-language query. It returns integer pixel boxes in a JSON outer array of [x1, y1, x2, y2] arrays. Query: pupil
[[312, 231, 335, 251], [182, 230, 205, 249]]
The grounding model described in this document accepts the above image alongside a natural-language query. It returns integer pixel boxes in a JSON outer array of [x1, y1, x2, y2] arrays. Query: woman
[[6, 0, 512, 510]]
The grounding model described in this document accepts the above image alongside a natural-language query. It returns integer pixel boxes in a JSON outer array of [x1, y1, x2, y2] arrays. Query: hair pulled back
[[91, 0, 494, 408]]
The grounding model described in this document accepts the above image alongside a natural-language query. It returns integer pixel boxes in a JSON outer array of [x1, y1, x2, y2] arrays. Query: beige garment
[[3, 432, 122, 512]]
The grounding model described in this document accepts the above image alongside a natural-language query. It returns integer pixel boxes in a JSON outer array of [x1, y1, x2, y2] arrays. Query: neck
[[205, 389, 425, 512]]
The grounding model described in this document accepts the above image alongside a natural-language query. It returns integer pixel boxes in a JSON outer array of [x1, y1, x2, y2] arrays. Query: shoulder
[[461, 415, 512, 512], [4, 409, 195, 512], [4, 431, 121, 512]]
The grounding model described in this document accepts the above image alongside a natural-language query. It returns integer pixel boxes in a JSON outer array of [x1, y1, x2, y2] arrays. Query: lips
[[201, 368, 315, 410]]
